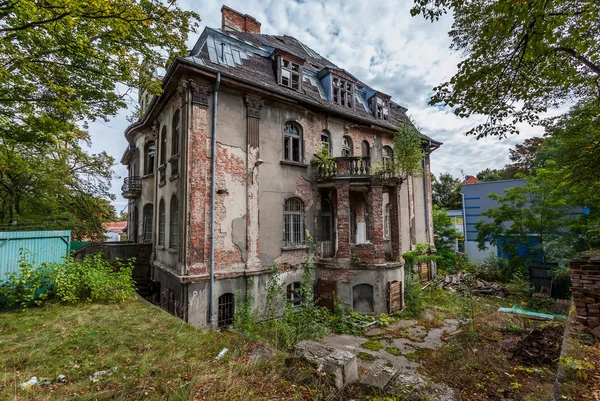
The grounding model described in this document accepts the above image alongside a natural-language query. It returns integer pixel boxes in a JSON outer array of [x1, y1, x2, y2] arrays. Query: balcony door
[[320, 199, 334, 258]]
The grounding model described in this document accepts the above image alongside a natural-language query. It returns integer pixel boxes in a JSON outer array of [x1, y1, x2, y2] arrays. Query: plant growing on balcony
[[372, 120, 425, 182], [312, 145, 336, 177]]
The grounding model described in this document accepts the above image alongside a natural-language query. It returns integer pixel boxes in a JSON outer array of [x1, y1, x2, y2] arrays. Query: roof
[[182, 27, 441, 144], [462, 175, 480, 185], [103, 222, 127, 235]]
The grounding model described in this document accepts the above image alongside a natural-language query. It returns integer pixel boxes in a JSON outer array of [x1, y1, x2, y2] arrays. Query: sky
[[89, 0, 544, 213]]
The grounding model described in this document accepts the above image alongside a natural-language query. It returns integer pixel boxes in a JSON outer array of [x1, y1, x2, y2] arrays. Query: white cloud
[[87, 0, 544, 208]]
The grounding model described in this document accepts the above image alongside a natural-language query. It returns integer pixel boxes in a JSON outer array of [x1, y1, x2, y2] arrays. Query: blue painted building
[[461, 180, 526, 262]]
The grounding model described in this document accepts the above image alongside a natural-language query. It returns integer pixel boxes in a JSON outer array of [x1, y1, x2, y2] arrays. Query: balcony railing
[[121, 176, 141, 199], [317, 157, 371, 180]]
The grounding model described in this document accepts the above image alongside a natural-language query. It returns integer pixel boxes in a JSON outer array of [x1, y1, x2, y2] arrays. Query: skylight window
[[280, 58, 302, 91], [332, 76, 353, 108], [376, 97, 389, 120]]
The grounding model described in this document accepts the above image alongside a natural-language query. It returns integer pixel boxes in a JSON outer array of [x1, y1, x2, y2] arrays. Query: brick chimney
[[221, 5, 261, 34]]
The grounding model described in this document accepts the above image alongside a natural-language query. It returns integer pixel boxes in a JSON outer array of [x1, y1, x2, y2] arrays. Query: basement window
[[332, 76, 353, 108], [279, 58, 302, 91]]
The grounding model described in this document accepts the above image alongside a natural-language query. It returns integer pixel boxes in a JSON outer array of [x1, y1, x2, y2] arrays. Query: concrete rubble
[[439, 271, 509, 297], [287, 340, 358, 390]]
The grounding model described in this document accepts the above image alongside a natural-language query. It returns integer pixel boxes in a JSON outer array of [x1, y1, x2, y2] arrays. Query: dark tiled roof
[[182, 28, 441, 145]]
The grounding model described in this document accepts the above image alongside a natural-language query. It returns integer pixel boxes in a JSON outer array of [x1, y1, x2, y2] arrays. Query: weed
[[403, 352, 420, 361], [359, 352, 377, 361], [385, 347, 401, 356]]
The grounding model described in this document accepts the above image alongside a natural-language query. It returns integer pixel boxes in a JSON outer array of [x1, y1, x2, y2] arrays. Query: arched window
[[320, 130, 331, 153], [169, 195, 179, 249], [361, 140, 370, 158], [284, 197, 305, 246], [143, 203, 153, 243], [160, 125, 167, 165], [283, 122, 302, 162], [287, 282, 302, 308], [145, 141, 155, 175], [383, 146, 394, 167], [172, 110, 180, 156], [158, 199, 165, 246], [131, 206, 138, 242], [218, 293, 235, 327], [342, 136, 353, 157]]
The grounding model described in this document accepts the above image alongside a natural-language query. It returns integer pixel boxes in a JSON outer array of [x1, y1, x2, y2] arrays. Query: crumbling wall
[[569, 256, 600, 330]]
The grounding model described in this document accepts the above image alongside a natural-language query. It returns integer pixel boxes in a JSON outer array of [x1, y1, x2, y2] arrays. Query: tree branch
[[554, 46, 600, 77]]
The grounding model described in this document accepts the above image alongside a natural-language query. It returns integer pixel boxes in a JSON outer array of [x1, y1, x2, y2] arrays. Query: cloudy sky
[[89, 0, 544, 212]]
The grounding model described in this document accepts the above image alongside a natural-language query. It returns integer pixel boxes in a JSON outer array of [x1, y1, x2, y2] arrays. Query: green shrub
[[0, 251, 57, 310], [402, 275, 423, 318], [54, 254, 136, 304]]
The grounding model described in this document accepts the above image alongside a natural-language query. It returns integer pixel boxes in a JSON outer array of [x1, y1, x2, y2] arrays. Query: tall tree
[[0, 128, 116, 240], [432, 172, 462, 209], [411, 0, 600, 139], [1, 0, 200, 143]]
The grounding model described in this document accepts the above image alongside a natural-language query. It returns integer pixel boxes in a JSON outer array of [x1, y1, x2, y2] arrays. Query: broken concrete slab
[[389, 373, 461, 401], [360, 363, 398, 393], [288, 340, 358, 390]]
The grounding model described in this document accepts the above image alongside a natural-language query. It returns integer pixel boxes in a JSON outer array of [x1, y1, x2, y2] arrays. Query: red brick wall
[[221, 6, 261, 34], [570, 256, 600, 329]]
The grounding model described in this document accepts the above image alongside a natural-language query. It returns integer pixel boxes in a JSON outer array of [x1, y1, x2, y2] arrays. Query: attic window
[[375, 97, 389, 120], [332, 76, 353, 108], [279, 57, 302, 91]]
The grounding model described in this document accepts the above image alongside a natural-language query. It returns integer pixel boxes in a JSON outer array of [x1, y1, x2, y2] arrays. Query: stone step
[[360, 363, 398, 393]]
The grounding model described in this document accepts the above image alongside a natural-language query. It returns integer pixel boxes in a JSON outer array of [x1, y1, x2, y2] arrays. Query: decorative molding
[[150, 120, 159, 140], [190, 81, 210, 107], [178, 79, 188, 104], [245, 95, 264, 119]]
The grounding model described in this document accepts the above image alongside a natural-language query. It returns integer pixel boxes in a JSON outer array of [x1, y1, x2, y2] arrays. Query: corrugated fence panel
[[0, 230, 71, 280]]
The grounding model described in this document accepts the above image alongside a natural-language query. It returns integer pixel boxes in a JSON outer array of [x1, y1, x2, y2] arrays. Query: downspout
[[209, 72, 221, 327], [461, 192, 467, 257], [422, 140, 431, 246]]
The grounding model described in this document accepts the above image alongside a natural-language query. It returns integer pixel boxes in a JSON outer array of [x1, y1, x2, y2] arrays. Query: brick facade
[[570, 256, 600, 329]]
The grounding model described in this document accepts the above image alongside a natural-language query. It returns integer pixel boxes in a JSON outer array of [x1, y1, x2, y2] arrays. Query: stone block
[[591, 326, 600, 339], [360, 364, 397, 393], [289, 340, 357, 390]]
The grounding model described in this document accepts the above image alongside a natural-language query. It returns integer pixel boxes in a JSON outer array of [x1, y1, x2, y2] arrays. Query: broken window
[[158, 199, 165, 246], [284, 197, 305, 246], [332, 76, 353, 108], [283, 122, 303, 162], [375, 97, 389, 120], [361, 140, 370, 158], [287, 282, 302, 308], [383, 146, 394, 168], [320, 130, 331, 153], [279, 58, 302, 91], [160, 126, 167, 165], [342, 136, 353, 157], [145, 141, 155, 175], [169, 195, 179, 249], [172, 110, 180, 156], [143, 203, 153, 243]]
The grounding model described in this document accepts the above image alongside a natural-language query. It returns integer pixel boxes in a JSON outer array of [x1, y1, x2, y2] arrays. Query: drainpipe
[[461, 192, 467, 257], [209, 72, 221, 327], [422, 140, 431, 246]]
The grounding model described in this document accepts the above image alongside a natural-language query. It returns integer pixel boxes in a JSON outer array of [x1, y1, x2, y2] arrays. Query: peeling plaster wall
[[412, 176, 428, 245], [399, 182, 411, 253]]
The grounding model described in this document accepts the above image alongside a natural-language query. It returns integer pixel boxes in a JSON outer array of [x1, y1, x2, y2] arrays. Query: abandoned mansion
[[120, 6, 441, 328]]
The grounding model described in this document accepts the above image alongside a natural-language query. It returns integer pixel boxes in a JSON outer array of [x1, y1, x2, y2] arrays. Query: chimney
[[221, 5, 261, 34]]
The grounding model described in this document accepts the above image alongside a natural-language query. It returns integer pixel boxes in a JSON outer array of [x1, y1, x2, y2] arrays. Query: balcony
[[121, 176, 141, 199], [317, 157, 371, 180]]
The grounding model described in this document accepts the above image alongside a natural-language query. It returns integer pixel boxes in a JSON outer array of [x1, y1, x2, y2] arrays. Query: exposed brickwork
[[295, 176, 314, 210], [186, 101, 209, 275], [320, 269, 356, 283], [368, 183, 385, 263], [275, 248, 308, 267], [388, 185, 401, 262], [221, 6, 261, 34], [335, 183, 351, 259], [350, 243, 376, 264], [570, 256, 600, 329]]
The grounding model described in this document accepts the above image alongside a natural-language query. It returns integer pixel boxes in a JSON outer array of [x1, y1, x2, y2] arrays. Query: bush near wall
[[0, 252, 136, 311]]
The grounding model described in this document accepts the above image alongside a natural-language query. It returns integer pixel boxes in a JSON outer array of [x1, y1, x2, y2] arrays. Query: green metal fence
[[0, 230, 71, 280]]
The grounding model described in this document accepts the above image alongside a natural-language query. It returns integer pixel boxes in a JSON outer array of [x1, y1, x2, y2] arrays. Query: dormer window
[[279, 57, 302, 91], [376, 97, 389, 120], [333, 76, 353, 108]]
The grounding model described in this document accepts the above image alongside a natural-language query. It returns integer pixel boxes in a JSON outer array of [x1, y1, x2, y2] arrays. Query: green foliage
[[53, 254, 136, 304], [525, 294, 556, 314], [378, 312, 391, 327], [359, 352, 377, 361], [0, 251, 56, 309], [1, 0, 201, 144], [402, 275, 423, 318], [385, 346, 401, 356], [557, 357, 595, 379], [393, 121, 425, 180], [432, 173, 462, 210], [411, 0, 600, 139], [0, 253, 136, 310], [433, 207, 462, 271]]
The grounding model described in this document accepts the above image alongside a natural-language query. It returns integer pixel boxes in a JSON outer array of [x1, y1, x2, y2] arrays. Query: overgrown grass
[[0, 298, 307, 400]]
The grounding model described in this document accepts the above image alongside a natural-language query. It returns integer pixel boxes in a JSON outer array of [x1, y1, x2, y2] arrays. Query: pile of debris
[[438, 271, 509, 297], [508, 324, 564, 365]]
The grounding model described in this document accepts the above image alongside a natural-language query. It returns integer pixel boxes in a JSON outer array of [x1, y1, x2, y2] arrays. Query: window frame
[[332, 75, 354, 109], [283, 197, 305, 246], [320, 130, 331, 153], [382, 145, 394, 167], [375, 97, 390, 120], [158, 199, 165, 246], [279, 56, 302, 91], [169, 195, 179, 249], [144, 141, 155, 175], [143, 203, 153, 243], [283, 122, 303, 163], [342, 136, 353, 157], [171, 110, 180, 157], [160, 125, 167, 165], [287, 282, 303, 308]]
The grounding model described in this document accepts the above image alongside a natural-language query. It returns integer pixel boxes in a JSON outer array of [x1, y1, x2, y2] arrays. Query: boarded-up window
[[388, 280, 403, 313]]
